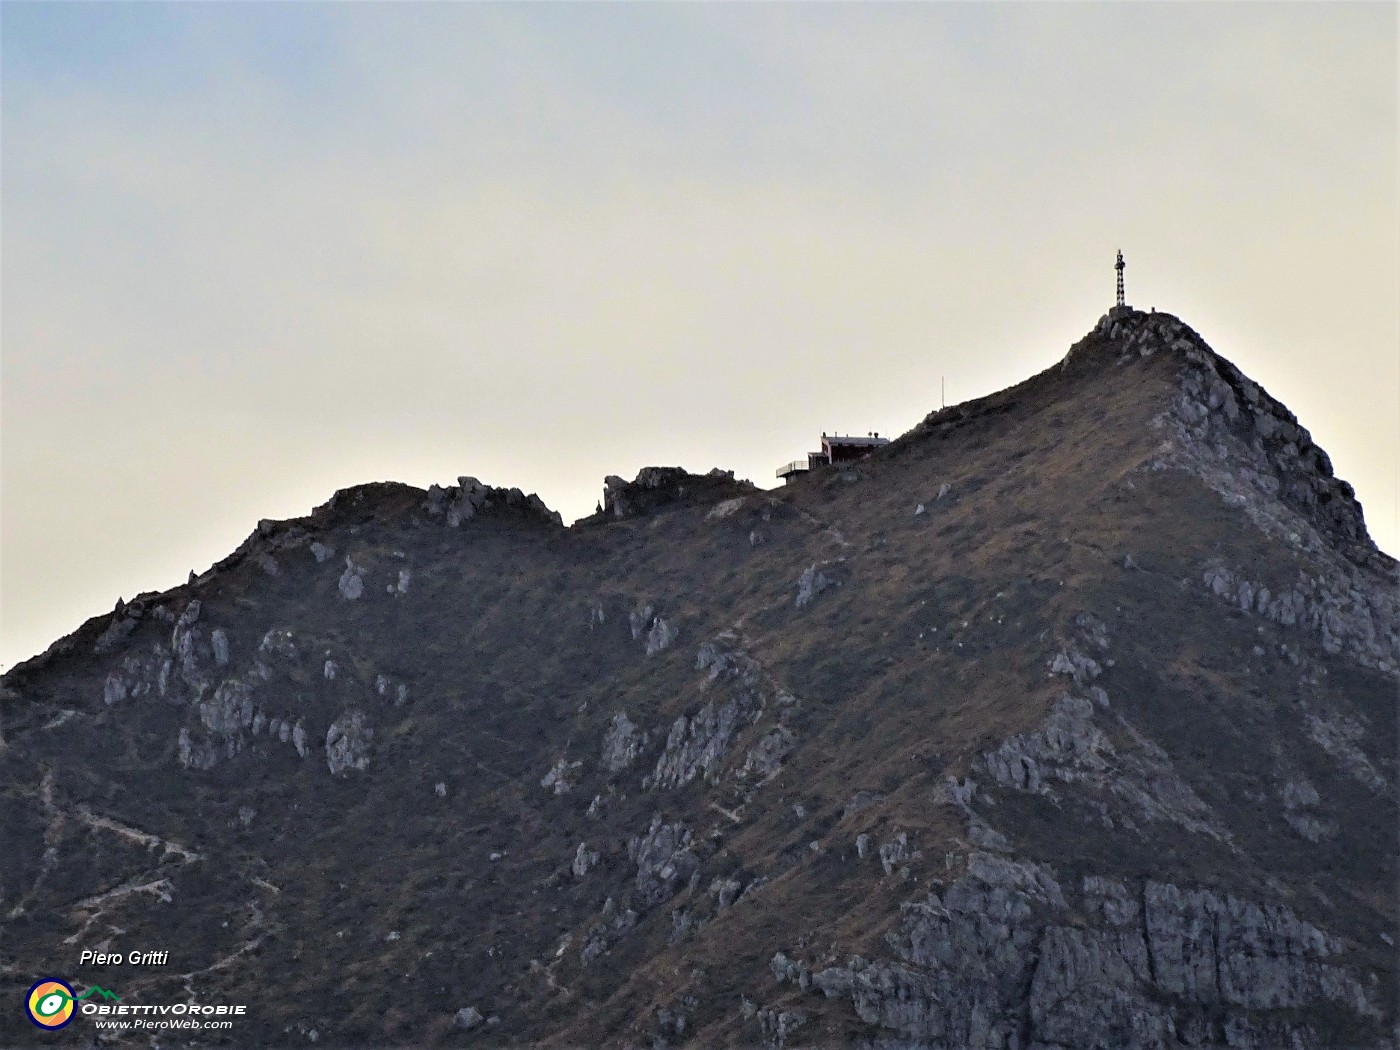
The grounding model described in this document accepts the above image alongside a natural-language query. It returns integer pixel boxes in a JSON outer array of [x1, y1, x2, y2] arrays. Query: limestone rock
[[1049, 646, 1102, 685], [707, 497, 746, 520], [975, 692, 1224, 839], [740, 727, 795, 782], [374, 674, 410, 706], [647, 700, 742, 790], [453, 1006, 483, 1030], [103, 672, 128, 706], [199, 679, 255, 736], [93, 614, 138, 656], [258, 628, 298, 661], [1199, 560, 1399, 674], [843, 790, 885, 819], [1143, 881, 1372, 1015], [1160, 323, 1388, 581], [572, 842, 599, 878], [879, 832, 910, 875], [601, 712, 644, 773], [645, 616, 678, 656], [1306, 707, 1388, 793], [581, 896, 639, 963], [211, 629, 230, 667], [600, 476, 628, 517], [446, 477, 486, 527], [779, 852, 1376, 1048], [710, 876, 742, 910], [540, 758, 582, 796], [337, 558, 364, 601], [603, 466, 739, 519], [326, 711, 373, 776], [178, 727, 218, 771], [757, 1007, 805, 1049], [628, 605, 654, 641], [795, 565, 834, 608], [629, 815, 697, 907]]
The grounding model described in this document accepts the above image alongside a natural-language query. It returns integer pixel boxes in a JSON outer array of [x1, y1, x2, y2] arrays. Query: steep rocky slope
[[2, 308, 1395, 1049]]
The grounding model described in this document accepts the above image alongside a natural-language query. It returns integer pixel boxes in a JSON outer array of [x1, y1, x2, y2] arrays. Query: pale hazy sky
[[2, 3, 1396, 670]]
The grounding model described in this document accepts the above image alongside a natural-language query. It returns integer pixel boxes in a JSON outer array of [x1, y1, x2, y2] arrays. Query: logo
[[25, 979, 120, 1030]]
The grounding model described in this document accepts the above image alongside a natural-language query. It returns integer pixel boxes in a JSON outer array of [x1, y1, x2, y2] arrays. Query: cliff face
[[2, 310, 1395, 1050]]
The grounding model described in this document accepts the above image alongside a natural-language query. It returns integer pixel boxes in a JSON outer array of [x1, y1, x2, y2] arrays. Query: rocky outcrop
[[647, 699, 744, 790], [628, 605, 654, 641], [626, 604, 679, 656], [92, 609, 139, 655], [100, 642, 174, 708], [325, 711, 373, 776], [423, 475, 563, 528], [833, 854, 1068, 1048], [695, 639, 761, 686], [1163, 321, 1371, 554], [787, 855, 1376, 1049], [1143, 881, 1373, 1015], [628, 815, 697, 908], [878, 831, 912, 875], [337, 558, 365, 601], [581, 896, 640, 964], [1278, 777, 1337, 843], [165, 617, 316, 772], [974, 692, 1226, 840], [572, 842, 600, 878], [644, 637, 799, 792], [434, 475, 488, 527], [1201, 560, 1399, 674], [645, 617, 678, 656], [601, 467, 753, 520], [756, 1007, 806, 1049], [739, 727, 794, 782], [1119, 308, 1399, 676], [453, 1006, 484, 1030], [541, 757, 582, 796], [1304, 707, 1389, 795], [211, 628, 230, 666], [168, 598, 209, 695], [601, 712, 645, 773], [374, 674, 410, 706], [795, 565, 834, 608], [706, 496, 747, 520]]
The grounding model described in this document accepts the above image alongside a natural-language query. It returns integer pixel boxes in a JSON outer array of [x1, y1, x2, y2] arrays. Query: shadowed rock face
[[2, 310, 1395, 1050]]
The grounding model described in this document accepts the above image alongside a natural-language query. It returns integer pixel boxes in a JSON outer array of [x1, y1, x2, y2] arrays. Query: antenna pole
[[941, 376, 945, 409]]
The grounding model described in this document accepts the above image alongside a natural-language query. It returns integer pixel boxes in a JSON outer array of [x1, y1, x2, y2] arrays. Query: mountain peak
[[2, 309, 1395, 1049], [1086, 306, 1378, 565]]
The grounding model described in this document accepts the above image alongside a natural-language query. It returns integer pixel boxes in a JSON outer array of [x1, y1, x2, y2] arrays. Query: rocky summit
[[2, 308, 1396, 1050]]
